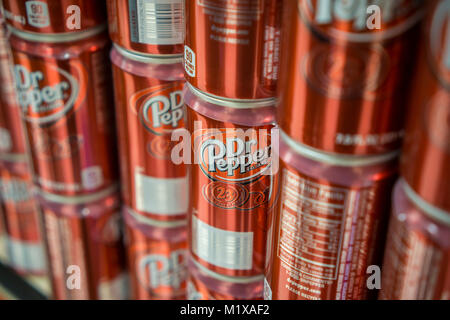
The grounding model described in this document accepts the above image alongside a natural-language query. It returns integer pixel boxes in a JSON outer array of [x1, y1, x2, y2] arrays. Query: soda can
[[2, 0, 106, 36], [277, 0, 425, 155], [188, 258, 263, 300], [264, 131, 398, 300], [107, 0, 184, 56], [379, 179, 449, 300], [184, 84, 276, 277], [9, 29, 119, 197], [184, 0, 279, 100], [0, 12, 25, 160], [401, 0, 450, 213], [0, 160, 46, 276], [123, 206, 187, 300], [110, 45, 188, 223], [38, 188, 128, 300]]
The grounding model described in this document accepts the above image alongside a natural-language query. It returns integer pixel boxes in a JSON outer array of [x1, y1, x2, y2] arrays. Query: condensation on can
[[185, 84, 277, 277], [277, 0, 425, 155], [123, 206, 187, 300], [110, 45, 188, 223], [2, 0, 106, 35], [9, 30, 119, 197], [38, 191, 128, 300], [264, 131, 398, 300], [107, 0, 184, 56], [379, 179, 449, 300]]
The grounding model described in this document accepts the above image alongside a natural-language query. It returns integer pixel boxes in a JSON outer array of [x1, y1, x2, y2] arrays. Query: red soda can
[[2, 0, 106, 35], [184, 84, 276, 277], [264, 131, 398, 300], [110, 45, 188, 223], [260, 0, 283, 95], [38, 189, 128, 300], [107, 0, 184, 56], [9, 29, 119, 197], [379, 179, 449, 300], [123, 206, 187, 300], [188, 258, 263, 300], [277, 0, 425, 155], [401, 0, 450, 213], [0, 160, 46, 275], [0, 14, 26, 159], [184, 0, 278, 99]]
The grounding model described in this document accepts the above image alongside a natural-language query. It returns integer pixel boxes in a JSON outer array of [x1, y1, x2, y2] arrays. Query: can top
[[280, 130, 399, 188], [184, 83, 276, 127], [2, 0, 107, 36]]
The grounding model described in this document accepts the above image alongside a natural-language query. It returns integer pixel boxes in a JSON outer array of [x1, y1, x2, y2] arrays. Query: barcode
[[130, 0, 184, 45]]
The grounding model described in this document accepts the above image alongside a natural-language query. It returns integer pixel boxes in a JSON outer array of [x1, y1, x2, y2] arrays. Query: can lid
[[281, 130, 399, 167], [186, 83, 276, 109], [124, 205, 187, 229], [113, 44, 183, 64], [189, 257, 264, 284], [7, 24, 107, 43], [36, 183, 119, 205], [402, 179, 450, 227]]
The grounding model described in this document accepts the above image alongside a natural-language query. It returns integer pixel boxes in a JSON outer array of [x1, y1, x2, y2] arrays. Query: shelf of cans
[[0, 0, 448, 300]]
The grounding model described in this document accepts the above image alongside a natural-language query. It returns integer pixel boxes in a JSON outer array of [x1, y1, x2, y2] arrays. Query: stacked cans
[[184, 0, 282, 300], [264, 0, 424, 300], [380, 0, 450, 300], [0, 7, 47, 279], [107, 0, 189, 300], [2, 0, 127, 299]]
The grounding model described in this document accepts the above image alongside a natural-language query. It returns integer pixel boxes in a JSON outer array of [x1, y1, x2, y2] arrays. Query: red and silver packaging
[[188, 258, 263, 300], [38, 189, 128, 300], [264, 131, 398, 300], [0, 160, 46, 275], [107, 0, 184, 56], [9, 29, 119, 197], [379, 179, 449, 300], [2, 0, 106, 35], [184, 0, 281, 99], [110, 45, 188, 223], [277, 0, 425, 155], [0, 11, 25, 160], [123, 206, 187, 300], [185, 84, 276, 278], [400, 0, 450, 213]]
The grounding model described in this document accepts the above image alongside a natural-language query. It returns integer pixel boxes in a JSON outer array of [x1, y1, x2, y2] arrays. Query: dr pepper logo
[[130, 83, 184, 135], [14, 59, 87, 124], [300, 0, 424, 41], [137, 249, 187, 296], [196, 129, 272, 184]]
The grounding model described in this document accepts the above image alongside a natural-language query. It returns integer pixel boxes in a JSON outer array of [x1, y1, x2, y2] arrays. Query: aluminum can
[[264, 131, 398, 300], [2, 0, 106, 35], [0, 160, 46, 276], [110, 45, 188, 223], [379, 179, 449, 300], [123, 206, 187, 300], [401, 0, 450, 213], [9, 29, 119, 197], [185, 84, 276, 277], [0, 13, 25, 160], [188, 258, 263, 300], [107, 0, 184, 56], [277, 0, 425, 155], [184, 0, 278, 99], [38, 189, 128, 300]]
